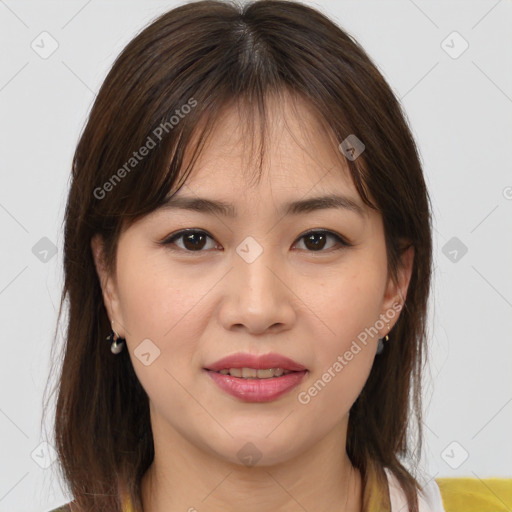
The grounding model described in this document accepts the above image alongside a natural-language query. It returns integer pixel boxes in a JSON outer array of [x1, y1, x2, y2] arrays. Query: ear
[[379, 242, 414, 337], [90, 234, 126, 337]]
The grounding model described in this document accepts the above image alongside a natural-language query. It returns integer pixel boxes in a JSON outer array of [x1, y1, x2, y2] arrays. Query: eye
[[160, 229, 352, 253], [161, 229, 218, 252], [293, 229, 352, 252]]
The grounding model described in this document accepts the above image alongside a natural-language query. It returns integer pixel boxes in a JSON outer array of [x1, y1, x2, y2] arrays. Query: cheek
[[114, 246, 213, 414], [115, 234, 172, 324], [114, 243, 208, 363], [313, 255, 386, 349], [299, 301, 379, 423], [300, 253, 385, 408]]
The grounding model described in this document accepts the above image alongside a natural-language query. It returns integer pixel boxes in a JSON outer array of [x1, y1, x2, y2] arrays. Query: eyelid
[[159, 229, 219, 251], [159, 228, 353, 253], [298, 229, 353, 248]]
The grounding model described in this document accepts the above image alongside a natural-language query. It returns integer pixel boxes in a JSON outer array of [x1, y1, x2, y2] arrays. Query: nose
[[218, 246, 296, 335]]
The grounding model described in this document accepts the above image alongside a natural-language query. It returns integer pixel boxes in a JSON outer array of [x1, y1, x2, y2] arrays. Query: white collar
[[384, 467, 446, 512]]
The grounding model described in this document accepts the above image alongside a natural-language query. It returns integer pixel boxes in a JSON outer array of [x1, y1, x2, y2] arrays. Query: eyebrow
[[159, 193, 366, 218]]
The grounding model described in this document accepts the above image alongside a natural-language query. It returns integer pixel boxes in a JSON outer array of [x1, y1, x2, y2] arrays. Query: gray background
[[1, 0, 511, 510]]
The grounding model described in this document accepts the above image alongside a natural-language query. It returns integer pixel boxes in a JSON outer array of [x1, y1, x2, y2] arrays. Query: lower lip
[[205, 370, 307, 402]]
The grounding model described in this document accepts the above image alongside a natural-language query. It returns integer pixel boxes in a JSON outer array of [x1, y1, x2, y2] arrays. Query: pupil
[[305, 233, 326, 251], [184, 233, 206, 250]]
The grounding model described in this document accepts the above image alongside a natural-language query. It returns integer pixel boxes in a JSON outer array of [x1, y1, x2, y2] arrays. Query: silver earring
[[106, 320, 125, 355], [376, 322, 391, 355]]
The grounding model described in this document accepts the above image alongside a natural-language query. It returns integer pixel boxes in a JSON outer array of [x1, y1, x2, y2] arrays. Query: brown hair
[[43, 1, 432, 510]]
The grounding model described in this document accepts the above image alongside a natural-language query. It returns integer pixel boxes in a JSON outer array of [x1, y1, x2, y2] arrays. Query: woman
[[46, 0, 441, 510]]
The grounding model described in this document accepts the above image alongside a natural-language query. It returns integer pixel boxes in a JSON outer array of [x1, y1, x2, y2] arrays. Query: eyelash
[[160, 229, 352, 254]]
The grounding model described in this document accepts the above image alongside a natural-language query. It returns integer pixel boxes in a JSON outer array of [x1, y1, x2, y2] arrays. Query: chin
[[204, 433, 304, 469]]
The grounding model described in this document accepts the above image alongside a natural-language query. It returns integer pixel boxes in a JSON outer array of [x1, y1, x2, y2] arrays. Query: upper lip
[[205, 352, 307, 372]]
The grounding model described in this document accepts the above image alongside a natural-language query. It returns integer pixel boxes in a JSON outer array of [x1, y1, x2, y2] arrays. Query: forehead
[[177, 92, 358, 198]]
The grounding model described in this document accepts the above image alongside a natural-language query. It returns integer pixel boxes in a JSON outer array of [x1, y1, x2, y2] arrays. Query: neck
[[140, 419, 362, 512]]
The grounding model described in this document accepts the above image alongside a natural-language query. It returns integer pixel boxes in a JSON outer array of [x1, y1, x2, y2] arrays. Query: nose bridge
[[221, 236, 295, 333], [235, 238, 280, 306]]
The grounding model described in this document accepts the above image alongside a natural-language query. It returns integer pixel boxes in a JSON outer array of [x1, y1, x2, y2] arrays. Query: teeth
[[229, 368, 243, 377], [218, 367, 291, 378]]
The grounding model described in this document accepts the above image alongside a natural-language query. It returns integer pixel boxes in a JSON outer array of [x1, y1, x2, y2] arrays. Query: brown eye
[[161, 228, 351, 254], [163, 230, 217, 252], [294, 230, 351, 252]]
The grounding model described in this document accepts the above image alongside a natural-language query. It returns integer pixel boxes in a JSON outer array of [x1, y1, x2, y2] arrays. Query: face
[[92, 93, 413, 467]]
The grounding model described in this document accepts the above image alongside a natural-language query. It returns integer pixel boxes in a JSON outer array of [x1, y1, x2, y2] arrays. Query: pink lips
[[204, 352, 308, 403], [205, 352, 307, 372]]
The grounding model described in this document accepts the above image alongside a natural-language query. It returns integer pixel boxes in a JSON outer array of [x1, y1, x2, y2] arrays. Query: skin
[[92, 92, 414, 512]]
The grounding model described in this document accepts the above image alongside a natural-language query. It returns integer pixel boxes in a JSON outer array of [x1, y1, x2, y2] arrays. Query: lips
[[204, 352, 307, 373], [204, 352, 308, 402]]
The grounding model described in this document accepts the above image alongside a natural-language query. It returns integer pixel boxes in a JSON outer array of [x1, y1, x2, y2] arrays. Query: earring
[[376, 322, 391, 355], [106, 320, 125, 355]]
